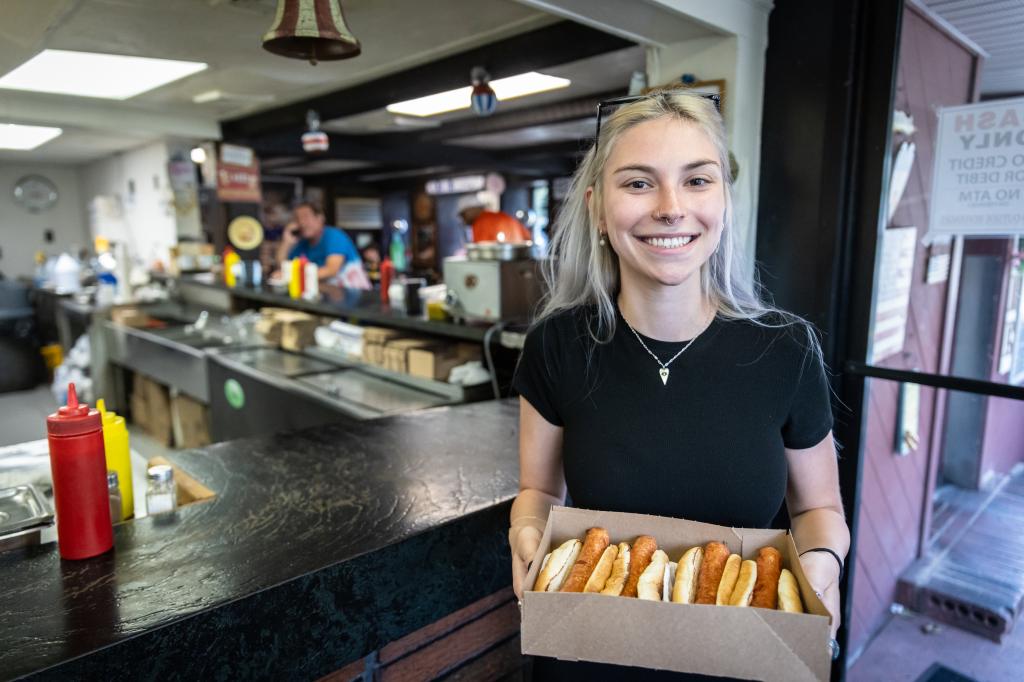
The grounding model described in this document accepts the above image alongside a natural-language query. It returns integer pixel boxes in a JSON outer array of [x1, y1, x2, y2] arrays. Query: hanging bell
[[263, 0, 361, 65]]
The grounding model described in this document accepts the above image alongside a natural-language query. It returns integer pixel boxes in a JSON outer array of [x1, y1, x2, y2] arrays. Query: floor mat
[[914, 662, 979, 682]]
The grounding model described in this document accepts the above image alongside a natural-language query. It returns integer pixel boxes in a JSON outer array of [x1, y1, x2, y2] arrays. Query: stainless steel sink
[[102, 311, 268, 402]]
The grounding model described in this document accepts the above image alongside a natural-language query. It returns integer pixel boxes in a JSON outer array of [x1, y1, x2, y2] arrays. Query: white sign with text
[[928, 97, 1024, 240]]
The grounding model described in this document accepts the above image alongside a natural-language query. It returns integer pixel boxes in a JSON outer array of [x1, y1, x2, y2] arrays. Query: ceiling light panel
[[387, 72, 570, 117], [0, 123, 63, 150], [0, 50, 208, 100]]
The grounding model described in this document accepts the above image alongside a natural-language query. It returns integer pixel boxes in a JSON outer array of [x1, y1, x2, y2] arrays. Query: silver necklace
[[622, 315, 708, 386]]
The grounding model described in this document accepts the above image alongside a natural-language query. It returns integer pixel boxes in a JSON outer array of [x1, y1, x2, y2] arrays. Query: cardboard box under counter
[[521, 506, 832, 681]]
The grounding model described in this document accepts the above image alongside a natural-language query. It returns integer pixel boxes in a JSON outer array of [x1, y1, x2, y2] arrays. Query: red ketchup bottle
[[47, 383, 114, 559]]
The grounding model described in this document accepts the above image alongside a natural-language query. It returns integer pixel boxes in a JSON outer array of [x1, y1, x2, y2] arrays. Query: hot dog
[[637, 549, 670, 601], [728, 559, 758, 606], [600, 542, 631, 596], [671, 546, 704, 604], [751, 546, 782, 609], [561, 527, 611, 593], [532, 538, 582, 592], [584, 544, 619, 593], [621, 535, 658, 598], [695, 541, 730, 605]]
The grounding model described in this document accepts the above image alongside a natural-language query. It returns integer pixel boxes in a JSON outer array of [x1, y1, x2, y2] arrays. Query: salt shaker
[[146, 465, 177, 515]]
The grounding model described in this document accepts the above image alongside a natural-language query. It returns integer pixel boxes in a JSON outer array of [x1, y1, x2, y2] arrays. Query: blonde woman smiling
[[510, 90, 849, 680]]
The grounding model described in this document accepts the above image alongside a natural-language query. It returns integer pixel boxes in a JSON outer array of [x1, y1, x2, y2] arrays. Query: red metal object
[[46, 383, 113, 560]]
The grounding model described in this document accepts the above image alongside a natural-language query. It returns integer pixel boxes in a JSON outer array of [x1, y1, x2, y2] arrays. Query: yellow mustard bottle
[[97, 399, 134, 520]]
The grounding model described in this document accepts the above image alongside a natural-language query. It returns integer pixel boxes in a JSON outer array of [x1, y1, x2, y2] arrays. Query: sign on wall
[[872, 226, 918, 363], [928, 97, 1024, 241], [217, 144, 262, 203]]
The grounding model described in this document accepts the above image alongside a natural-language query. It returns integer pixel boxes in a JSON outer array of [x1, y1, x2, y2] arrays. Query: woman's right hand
[[510, 523, 543, 599]]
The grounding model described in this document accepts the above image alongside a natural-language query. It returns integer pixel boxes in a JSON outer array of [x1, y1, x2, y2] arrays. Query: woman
[[509, 90, 849, 680]]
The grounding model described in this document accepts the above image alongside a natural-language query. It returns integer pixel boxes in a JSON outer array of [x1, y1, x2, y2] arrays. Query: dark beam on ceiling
[[221, 20, 634, 141]]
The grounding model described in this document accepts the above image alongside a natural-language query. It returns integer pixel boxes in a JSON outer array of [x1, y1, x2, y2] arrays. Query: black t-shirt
[[514, 306, 833, 680], [514, 305, 833, 528]]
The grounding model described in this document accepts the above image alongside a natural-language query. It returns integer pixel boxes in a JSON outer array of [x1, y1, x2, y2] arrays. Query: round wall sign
[[13, 175, 59, 213]]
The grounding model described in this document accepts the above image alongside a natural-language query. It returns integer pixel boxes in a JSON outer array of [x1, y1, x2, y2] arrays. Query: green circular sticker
[[224, 378, 245, 410]]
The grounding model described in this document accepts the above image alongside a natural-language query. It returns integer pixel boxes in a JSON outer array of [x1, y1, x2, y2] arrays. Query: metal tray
[[0, 484, 53, 535]]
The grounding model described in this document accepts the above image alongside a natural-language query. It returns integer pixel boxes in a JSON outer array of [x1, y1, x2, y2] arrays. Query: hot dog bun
[[778, 568, 804, 613], [671, 546, 704, 604], [621, 535, 658, 598], [751, 546, 782, 609], [695, 541, 730, 605], [637, 550, 670, 601], [600, 542, 631, 596], [728, 559, 758, 606], [715, 554, 742, 605], [584, 544, 619, 593], [561, 527, 611, 593], [533, 538, 581, 592]]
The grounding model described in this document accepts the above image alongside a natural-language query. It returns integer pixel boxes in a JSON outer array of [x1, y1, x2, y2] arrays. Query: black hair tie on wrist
[[799, 547, 844, 582]]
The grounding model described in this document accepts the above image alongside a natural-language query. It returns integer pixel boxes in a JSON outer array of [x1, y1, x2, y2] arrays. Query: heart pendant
[[659, 367, 669, 385]]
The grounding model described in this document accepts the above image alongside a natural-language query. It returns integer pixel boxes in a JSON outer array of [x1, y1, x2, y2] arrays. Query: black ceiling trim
[[221, 20, 634, 140]]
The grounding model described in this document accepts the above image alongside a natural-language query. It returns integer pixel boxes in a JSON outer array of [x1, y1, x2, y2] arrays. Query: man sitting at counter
[[275, 202, 369, 288]]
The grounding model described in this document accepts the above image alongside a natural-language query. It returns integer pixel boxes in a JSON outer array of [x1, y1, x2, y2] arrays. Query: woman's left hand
[[798, 551, 842, 638]]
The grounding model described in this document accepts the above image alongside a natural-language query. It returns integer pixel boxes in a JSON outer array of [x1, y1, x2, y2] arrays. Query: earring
[[598, 233, 607, 246]]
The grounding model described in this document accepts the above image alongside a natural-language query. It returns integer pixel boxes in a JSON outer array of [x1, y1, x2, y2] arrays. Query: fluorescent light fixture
[[0, 123, 62, 150], [193, 89, 223, 104], [386, 72, 570, 117], [0, 50, 207, 100]]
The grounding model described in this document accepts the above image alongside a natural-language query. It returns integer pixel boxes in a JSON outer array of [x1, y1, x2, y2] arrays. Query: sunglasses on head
[[594, 91, 722, 149]]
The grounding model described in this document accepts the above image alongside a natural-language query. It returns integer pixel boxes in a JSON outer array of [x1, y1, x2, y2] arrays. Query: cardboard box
[[382, 338, 437, 374], [362, 326, 403, 345], [110, 306, 151, 329], [521, 507, 832, 681], [131, 374, 173, 445], [171, 394, 211, 450], [256, 308, 318, 351], [408, 344, 480, 382]]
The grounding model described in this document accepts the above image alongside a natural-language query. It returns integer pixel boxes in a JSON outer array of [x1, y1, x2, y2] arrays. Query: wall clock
[[13, 174, 59, 213]]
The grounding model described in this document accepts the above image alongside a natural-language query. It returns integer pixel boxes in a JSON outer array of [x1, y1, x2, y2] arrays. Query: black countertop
[[173, 274, 495, 343], [0, 400, 520, 680]]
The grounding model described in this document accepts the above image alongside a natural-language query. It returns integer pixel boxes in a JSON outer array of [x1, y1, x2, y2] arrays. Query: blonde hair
[[537, 89, 823, 365]]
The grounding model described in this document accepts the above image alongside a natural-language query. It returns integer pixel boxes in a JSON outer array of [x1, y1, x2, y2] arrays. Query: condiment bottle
[[108, 472, 123, 524], [289, 257, 304, 299], [46, 383, 114, 559], [303, 260, 319, 300], [96, 399, 133, 520]]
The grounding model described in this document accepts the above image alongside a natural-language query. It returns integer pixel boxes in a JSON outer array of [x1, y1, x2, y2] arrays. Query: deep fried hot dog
[[621, 535, 658, 598], [751, 546, 782, 609], [695, 541, 730, 605], [561, 527, 611, 593]]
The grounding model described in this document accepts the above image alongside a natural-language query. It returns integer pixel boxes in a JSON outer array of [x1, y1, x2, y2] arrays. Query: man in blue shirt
[[275, 201, 361, 282]]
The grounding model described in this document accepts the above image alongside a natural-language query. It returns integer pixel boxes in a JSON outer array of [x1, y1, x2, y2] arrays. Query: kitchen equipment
[[443, 256, 545, 323], [466, 240, 533, 261], [0, 484, 52, 535], [46, 383, 113, 559]]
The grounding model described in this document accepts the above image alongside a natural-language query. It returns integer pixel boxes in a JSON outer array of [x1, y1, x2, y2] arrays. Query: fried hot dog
[[532, 539, 581, 592], [751, 546, 782, 609], [695, 541, 730, 605], [600, 543, 631, 596], [621, 535, 658, 598], [728, 559, 758, 606], [561, 527, 611, 593], [637, 549, 670, 601]]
